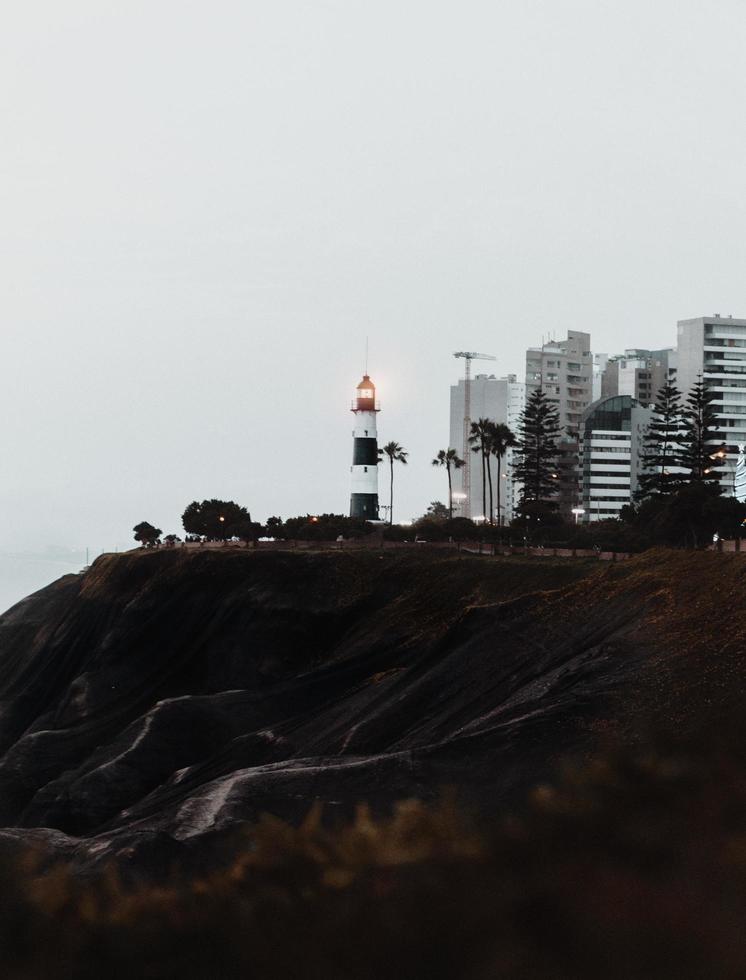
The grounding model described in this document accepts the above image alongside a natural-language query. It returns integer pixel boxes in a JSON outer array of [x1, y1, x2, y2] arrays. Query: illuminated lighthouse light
[[349, 374, 380, 520]]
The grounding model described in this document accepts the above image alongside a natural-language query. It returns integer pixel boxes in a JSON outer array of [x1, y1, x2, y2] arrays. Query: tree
[[468, 419, 491, 522], [282, 514, 369, 540], [512, 389, 561, 520], [679, 379, 725, 488], [412, 508, 474, 539], [431, 448, 465, 520], [261, 516, 283, 537], [486, 422, 518, 527], [704, 493, 746, 543], [378, 442, 408, 525], [426, 500, 449, 520], [182, 499, 253, 540], [637, 382, 685, 499], [133, 521, 162, 547], [634, 482, 724, 549]]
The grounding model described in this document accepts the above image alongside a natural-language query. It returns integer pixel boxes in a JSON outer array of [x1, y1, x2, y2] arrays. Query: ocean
[[0, 553, 86, 616]]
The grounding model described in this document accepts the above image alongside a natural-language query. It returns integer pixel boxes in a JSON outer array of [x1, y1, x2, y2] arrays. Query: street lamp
[[571, 507, 586, 525]]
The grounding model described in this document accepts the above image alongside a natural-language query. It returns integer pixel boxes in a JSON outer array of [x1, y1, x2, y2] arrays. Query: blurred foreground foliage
[[4, 743, 746, 979]]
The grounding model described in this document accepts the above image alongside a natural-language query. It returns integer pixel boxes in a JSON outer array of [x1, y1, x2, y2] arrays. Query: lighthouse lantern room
[[349, 374, 380, 519]]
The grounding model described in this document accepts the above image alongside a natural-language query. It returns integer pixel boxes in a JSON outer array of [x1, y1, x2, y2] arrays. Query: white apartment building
[[525, 330, 593, 515], [579, 395, 652, 522], [449, 373, 525, 523], [525, 331, 593, 437], [601, 349, 676, 406], [592, 354, 609, 401], [677, 315, 746, 495]]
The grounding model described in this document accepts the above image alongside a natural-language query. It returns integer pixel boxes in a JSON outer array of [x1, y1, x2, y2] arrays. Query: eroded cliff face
[[0, 547, 741, 869]]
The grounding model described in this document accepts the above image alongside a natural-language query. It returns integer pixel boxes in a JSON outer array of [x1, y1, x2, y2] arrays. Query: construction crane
[[453, 351, 497, 518]]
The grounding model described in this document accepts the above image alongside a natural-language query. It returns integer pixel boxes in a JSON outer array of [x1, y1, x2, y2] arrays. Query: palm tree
[[378, 441, 408, 524], [469, 419, 491, 523], [486, 422, 518, 526], [432, 448, 465, 520]]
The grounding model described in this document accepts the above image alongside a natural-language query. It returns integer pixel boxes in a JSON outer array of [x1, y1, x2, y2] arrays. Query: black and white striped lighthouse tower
[[349, 374, 380, 519]]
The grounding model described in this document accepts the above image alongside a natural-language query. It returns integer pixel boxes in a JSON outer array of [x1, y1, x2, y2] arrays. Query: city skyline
[[1, 308, 741, 550]]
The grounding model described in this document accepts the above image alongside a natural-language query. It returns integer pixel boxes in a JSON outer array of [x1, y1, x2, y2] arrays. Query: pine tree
[[679, 379, 725, 487], [637, 383, 684, 499], [512, 388, 561, 517]]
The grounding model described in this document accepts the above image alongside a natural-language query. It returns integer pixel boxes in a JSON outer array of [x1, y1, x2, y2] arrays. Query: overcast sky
[[2, 0, 746, 552]]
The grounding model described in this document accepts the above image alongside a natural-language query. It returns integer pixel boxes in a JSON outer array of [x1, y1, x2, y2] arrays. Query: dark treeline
[[511, 377, 746, 549]]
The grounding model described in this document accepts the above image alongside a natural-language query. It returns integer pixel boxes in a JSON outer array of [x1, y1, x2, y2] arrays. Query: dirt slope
[[0, 547, 741, 868]]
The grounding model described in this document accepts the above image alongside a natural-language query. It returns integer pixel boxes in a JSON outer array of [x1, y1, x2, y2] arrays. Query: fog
[[2, 0, 746, 561]]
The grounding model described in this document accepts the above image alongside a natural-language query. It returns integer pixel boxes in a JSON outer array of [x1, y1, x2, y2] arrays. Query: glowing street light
[[571, 507, 586, 525]]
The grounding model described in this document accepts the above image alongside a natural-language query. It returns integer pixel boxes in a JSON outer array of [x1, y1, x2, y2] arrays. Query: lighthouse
[[349, 374, 380, 519]]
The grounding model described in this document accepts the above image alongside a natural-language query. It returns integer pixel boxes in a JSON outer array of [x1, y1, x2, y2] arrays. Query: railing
[[141, 539, 634, 560]]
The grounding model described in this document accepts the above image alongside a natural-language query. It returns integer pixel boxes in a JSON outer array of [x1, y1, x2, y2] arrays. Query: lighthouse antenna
[[365, 336, 369, 375]]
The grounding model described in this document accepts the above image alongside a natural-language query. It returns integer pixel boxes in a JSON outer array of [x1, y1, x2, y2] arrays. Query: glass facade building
[[579, 395, 652, 522]]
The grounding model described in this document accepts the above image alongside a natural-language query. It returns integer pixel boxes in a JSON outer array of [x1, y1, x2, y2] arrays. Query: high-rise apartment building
[[579, 395, 652, 522], [525, 331, 593, 515], [449, 373, 525, 523], [676, 315, 746, 494], [601, 349, 676, 405], [525, 331, 593, 435], [592, 353, 609, 401]]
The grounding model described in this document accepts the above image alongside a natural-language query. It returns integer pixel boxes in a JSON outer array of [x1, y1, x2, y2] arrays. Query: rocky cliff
[[0, 547, 741, 870]]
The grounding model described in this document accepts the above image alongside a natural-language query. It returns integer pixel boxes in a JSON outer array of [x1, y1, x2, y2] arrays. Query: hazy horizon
[[3, 1, 746, 559]]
